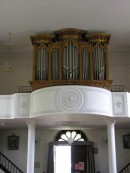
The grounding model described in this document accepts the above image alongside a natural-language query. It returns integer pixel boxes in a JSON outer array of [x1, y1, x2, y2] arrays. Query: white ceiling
[[0, 114, 130, 130], [0, 0, 130, 53], [0, 0, 130, 130]]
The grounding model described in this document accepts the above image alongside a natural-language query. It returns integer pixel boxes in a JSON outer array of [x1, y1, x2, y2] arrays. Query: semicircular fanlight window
[[55, 130, 87, 143]]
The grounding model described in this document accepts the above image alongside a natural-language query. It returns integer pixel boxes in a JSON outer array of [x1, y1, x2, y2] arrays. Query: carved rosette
[[56, 88, 84, 111]]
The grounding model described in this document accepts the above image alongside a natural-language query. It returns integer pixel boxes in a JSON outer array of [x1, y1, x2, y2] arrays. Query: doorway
[[47, 130, 95, 173]]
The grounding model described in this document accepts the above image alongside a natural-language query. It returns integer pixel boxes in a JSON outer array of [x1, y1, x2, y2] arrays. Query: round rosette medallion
[[56, 88, 83, 111]]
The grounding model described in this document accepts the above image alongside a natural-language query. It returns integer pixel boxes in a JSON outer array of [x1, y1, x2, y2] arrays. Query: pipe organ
[[30, 28, 112, 90]]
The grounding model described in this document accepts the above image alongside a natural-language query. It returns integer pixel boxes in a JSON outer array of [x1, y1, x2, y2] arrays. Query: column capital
[[105, 119, 116, 128], [26, 120, 36, 129]]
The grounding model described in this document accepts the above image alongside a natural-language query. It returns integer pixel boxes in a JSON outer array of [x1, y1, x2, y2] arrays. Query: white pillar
[[26, 120, 36, 173], [107, 120, 117, 173]]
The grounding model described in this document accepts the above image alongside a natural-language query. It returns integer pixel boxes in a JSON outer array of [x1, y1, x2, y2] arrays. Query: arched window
[[55, 130, 87, 144]]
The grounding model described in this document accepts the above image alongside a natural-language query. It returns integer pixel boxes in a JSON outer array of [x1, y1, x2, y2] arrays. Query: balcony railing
[[18, 86, 32, 93], [111, 85, 124, 92], [119, 162, 130, 173], [0, 152, 24, 173]]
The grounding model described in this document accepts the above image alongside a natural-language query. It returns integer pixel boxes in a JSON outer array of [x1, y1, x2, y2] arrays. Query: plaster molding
[[15, 94, 30, 117], [26, 120, 36, 129], [56, 87, 84, 111], [106, 119, 116, 128], [112, 93, 128, 116], [30, 86, 112, 117]]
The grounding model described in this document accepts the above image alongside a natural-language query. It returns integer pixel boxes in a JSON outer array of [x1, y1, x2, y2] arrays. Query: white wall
[[109, 52, 130, 92], [0, 52, 32, 95], [0, 128, 130, 173], [0, 130, 28, 173]]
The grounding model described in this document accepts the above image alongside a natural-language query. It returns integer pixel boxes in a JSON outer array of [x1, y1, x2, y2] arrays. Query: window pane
[[61, 134, 68, 141], [74, 134, 81, 141]]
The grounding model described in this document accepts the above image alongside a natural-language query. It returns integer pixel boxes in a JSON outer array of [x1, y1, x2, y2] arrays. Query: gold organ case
[[30, 28, 112, 91]]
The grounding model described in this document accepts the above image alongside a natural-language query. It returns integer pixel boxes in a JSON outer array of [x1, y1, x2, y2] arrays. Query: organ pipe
[[51, 49, 59, 80]]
